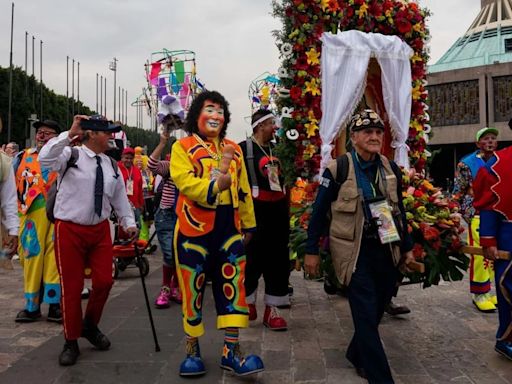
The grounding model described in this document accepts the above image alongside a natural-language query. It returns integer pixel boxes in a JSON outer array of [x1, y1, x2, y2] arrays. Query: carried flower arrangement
[[272, 0, 468, 287], [272, 0, 431, 185], [401, 169, 469, 287]]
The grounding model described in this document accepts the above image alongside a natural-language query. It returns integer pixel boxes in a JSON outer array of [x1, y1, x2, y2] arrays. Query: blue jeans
[[154, 208, 177, 267]]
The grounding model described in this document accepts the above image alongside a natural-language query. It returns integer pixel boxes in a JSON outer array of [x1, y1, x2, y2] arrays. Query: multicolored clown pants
[[18, 203, 60, 312], [479, 211, 512, 341], [174, 205, 249, 337], [468, 216, 495, 294]]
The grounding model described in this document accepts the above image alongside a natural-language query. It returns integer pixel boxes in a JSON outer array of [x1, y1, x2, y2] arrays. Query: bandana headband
[[251, 113, 274, 130]]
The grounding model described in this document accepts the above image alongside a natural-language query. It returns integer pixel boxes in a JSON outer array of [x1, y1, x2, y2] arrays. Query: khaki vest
[[328, 154, 402, 286]]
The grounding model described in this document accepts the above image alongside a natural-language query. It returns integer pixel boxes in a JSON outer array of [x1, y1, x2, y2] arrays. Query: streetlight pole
[[100, 75, 103, 116], [40, 40, 43, 120], [96, 73, 99, 113], [109, 57, 117, 120], [66, 56, 69, 126], [7, 2, 14, 142]]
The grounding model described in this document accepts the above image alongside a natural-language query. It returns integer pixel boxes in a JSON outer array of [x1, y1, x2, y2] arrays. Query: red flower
[[290, 86, 302, 101], [420, 223, 440, 242], [412, 243, 425, 260], [343, 6, 354, 18], [413, 190, 424, 198], [396, 18, 412, 35], [450, 235, 462, 251], [369, 3, 383, 18]]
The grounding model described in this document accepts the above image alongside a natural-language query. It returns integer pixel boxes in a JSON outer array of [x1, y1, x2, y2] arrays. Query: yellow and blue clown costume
[[171, 134, 255, 336], [453, 151, 496, 311], [14, 149, 61, 317], [474, 146, 512, 360]]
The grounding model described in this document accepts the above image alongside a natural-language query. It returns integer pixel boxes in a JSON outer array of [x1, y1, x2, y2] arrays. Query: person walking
[[304, 109, 414, 383], [13, 120, 62, 323], [239, 109, 289, 330], [453, 127, 499, 312], [148, 130, 181, 308], [473, 142, 512, 361], [39, 115, 137, 366], [118, 147, 144, 230], [0, 140, 19, 267], [170, 91, 264, 377]]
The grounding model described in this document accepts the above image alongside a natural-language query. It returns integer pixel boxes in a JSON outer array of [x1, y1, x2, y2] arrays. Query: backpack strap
[[60, 147, 80, 184], [246, 138, 259, 197], [108, 156, 119, 178], [334, 153, 349, 185]]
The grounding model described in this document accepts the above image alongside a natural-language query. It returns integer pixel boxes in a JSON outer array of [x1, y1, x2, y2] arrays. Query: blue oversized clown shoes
[[179, 356, 206, 376], [220, 342, 264, 376], [495, 340, 512, 361], [179, 340, 206, 376]]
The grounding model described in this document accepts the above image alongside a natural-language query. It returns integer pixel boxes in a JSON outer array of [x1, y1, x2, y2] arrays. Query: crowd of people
[[2, 91, 511, 383]]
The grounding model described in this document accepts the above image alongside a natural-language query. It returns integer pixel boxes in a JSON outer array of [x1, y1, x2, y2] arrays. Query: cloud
[[1, 0, 482, 142]]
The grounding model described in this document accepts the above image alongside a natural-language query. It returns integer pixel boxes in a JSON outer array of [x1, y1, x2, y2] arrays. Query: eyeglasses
[[36, 130, 57, 137]]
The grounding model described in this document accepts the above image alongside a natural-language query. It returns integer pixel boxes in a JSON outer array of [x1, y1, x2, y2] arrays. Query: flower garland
[[274, 0, 469, 287], [273, 0, 431, 182]]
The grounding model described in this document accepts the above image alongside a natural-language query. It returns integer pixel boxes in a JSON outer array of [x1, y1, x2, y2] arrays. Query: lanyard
[[354, 152, 381, 198], [251, 136, 274, 165]]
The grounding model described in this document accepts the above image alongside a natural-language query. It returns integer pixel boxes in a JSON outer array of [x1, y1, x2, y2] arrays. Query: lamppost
[[109, 57, 117, 120]]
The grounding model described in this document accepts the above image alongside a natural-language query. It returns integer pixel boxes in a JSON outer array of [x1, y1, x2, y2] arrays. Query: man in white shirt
[[0, 148, 19, 264], [39, 115, 137, 366]]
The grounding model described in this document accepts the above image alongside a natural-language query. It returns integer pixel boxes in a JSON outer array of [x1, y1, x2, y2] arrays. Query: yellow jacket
[[170, 135, 256, 237]]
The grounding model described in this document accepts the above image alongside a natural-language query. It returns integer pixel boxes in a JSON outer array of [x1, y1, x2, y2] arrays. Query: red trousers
[[54, 219, 113, 340]]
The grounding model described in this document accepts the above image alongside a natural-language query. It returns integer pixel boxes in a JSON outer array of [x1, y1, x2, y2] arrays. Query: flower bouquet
[[401, 169, 469, 287]]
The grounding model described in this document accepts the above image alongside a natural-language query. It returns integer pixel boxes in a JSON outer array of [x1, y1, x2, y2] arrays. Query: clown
[[170, 90, 264, 376], [133, 146, 154, 241], [13, 120, 62, 323], [473, 144, 512, 361]]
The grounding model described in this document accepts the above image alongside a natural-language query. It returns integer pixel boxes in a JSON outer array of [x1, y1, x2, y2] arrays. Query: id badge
[[267, 165, 282, 192], [126, 179, 134, 196], [368, 199, 401, 244]]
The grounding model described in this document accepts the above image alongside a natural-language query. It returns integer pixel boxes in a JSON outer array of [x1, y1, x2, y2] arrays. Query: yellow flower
[[303, 144, 317, 158], [305, 120, 319, 138], [320, 0, 330, 11], [412, 84, 422, 100], [411, 53, 423, 64], [306, 47, 320, 65], [410, 120, 423, 132], [412, 23, 423, 33], [357, 3, 369, 18], [305, 78, 321, 96]]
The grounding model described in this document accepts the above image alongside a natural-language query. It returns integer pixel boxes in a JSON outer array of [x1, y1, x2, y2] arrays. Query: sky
[[0, 0, 481, 143]]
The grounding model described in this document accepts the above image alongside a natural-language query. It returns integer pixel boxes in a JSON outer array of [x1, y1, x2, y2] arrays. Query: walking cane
[[461, 246, 511, 260], [134, 230, 161, 352]]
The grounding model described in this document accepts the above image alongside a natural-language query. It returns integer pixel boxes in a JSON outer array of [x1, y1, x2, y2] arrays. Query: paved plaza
[[1, 252, 511, 384]]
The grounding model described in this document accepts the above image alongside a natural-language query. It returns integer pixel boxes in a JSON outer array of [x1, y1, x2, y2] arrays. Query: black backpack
[[46, 148, 119, 223]]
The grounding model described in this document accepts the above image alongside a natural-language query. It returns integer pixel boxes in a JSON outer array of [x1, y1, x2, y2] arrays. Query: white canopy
[[319, 30, 413, 172]]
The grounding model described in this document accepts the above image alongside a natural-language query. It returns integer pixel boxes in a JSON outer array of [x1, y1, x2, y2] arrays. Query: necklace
[[193, 134, 221, 161], [251, 136, 274, 164]]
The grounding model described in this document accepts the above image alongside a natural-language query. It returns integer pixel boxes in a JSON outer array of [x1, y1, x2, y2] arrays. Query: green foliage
[[0, 66, 158, 150]]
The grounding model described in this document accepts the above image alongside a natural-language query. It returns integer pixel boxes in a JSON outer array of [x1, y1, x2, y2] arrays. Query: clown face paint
[[198, 100, 225, 138]]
